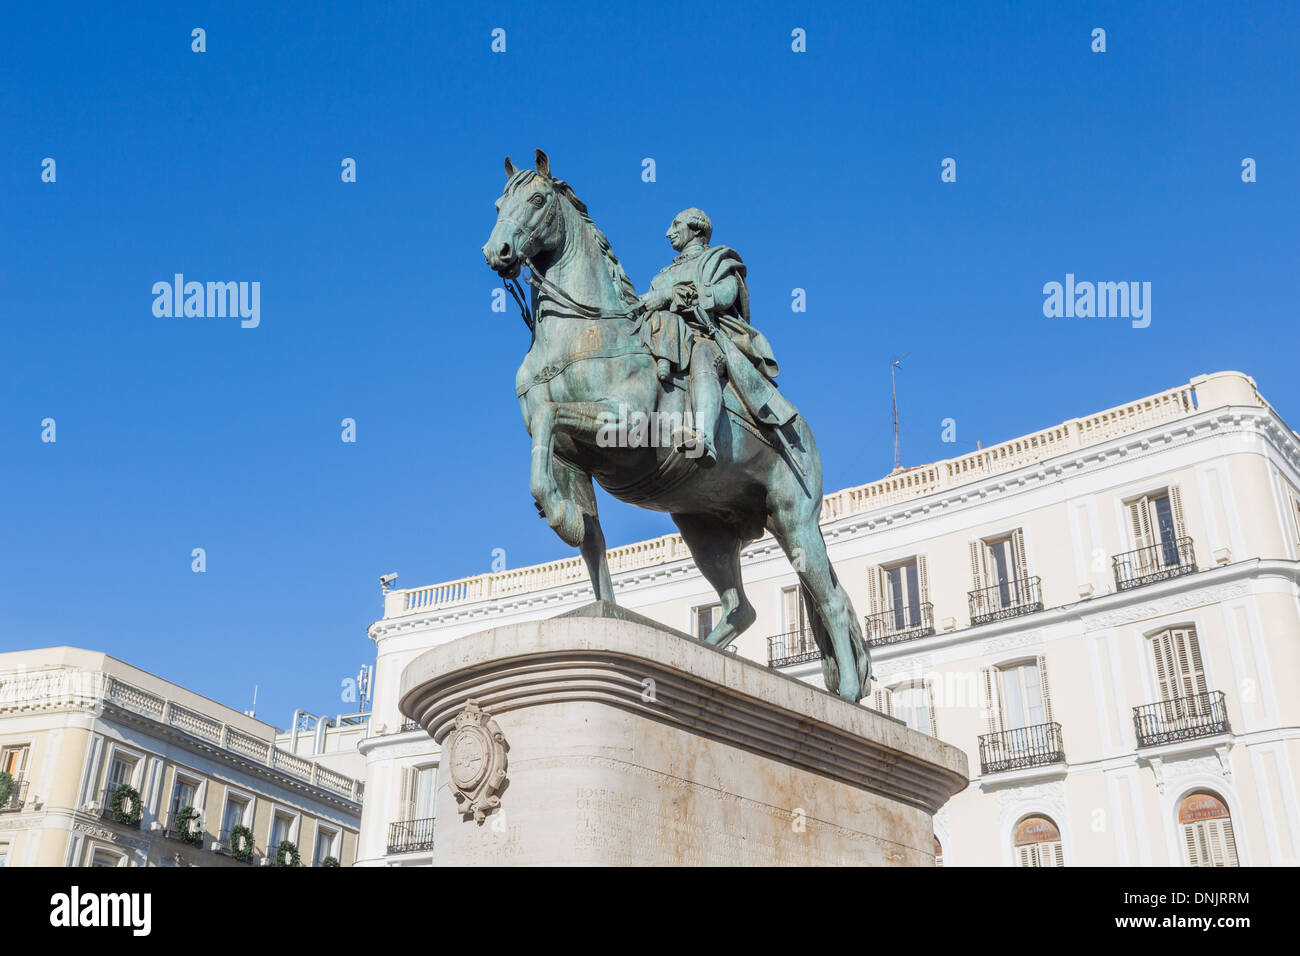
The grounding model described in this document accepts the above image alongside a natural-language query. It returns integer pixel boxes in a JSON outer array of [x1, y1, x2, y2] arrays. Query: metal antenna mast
[[891, 353, 910, 473]]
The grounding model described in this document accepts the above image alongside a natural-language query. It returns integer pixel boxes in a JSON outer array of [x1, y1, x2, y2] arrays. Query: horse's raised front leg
[[527, 400, 626, 550], [672, 513, 755, 647]]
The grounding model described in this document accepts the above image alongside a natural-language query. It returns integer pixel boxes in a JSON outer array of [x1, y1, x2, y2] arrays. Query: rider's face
[[666, 216, 692, 251]]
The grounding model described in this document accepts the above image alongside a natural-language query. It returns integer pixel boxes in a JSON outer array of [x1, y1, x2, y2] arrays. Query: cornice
[[99, 701, 362, 815], [369, 404, 1300, 643]]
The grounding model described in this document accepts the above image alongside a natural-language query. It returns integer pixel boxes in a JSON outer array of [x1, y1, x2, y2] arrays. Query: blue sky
[[2, 1, 1296, 728]]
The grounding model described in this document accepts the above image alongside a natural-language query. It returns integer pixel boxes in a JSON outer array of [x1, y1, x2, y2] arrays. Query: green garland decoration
[[175, 805, 204, 845], [109, 783, 143, 825], [274, 839, 301, 868], [321, 855, 340, 867], [0, 771, 13, 808], [228, 824, 255, 862]]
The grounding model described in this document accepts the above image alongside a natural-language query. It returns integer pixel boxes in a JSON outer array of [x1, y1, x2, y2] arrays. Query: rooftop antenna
[[245, 684, 258, 719], [890, 353, 910, 474]]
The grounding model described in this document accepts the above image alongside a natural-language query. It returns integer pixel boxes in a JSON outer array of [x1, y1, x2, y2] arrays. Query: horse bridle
[[496, 186, 642, 332]]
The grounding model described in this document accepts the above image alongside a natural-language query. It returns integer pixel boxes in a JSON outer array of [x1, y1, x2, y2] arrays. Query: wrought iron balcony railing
[[388, 817, 436, 855], [1134, 690, 1230, 748], [865, 602, 935, 647], [99, 784, 142, 828], [978, 722, 1066, 775], [969, 576, 1043, 626], [1113, 536, 1196, 591], [400, 720, 420, 733], [0, 775, 27, 813], [767, 628, 820, 668]]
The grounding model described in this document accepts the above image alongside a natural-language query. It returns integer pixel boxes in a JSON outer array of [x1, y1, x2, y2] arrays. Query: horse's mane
[[509, 170, 639, 306]]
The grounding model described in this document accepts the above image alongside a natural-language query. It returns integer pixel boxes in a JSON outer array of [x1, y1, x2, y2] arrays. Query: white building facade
[[358, 370, 1300, 867]]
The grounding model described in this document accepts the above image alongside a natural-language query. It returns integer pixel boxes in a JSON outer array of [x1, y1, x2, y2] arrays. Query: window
[[1127, 488, 1187, 567], [221, 795, 249, 835], [969, 530, 1032, 616], [866, 558, 930, 635], [314, 826, 339, 865], [934, 836, 943, 867], [693, 603, 721, 641], [106, 752, 137, 789], [1149, 626, 1208, 702], [90, 847, 125, 868], [403, 765, 436, 822], [1014, 815, 1064, 866], [270, 811, 296, 852], [0, 842, 8, 867], [0, 745, 29, 778], [870, 682, 936, 736], [168, 773, 199, 820], [1179, 792, 1239, 867], [781, 587, 808, 633], [984, 658, 1053, 733]]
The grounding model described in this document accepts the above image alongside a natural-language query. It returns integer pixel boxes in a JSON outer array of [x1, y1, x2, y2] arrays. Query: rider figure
[[637, 208, 781, 468]]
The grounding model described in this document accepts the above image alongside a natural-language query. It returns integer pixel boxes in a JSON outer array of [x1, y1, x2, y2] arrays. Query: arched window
[[934, 836, 944, 868], [1178, 792, 1239, 867], [1013, 815, 1064, 867]]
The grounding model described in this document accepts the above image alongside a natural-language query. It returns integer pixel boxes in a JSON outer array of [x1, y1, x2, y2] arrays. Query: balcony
[[388, 817, 436, 855], [969, 576, 1043, 626], [0, 775, 28, 813], [1113, 537, 1196, 591], [865, 602, 935, 647], [99, 784, 142, 829], [767, 628, 819, 668], [1134, 691, 1230, 748], [978, 722, 1066, 775]]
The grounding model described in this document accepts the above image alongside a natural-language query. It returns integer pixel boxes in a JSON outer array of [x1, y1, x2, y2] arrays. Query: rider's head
[[667, 208, 711, 251]]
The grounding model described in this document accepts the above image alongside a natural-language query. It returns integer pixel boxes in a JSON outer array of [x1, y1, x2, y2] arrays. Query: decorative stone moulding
[[400, 602, 968, 866]]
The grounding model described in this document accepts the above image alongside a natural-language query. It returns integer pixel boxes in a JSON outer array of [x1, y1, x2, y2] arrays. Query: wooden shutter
[[982, 668, 1002, 733], [1172, 627, 1207, 698], [1050, 842, 1064, 867], [1128, 497, 1154, 551], [1011, 529, 1029, 602], [1169, 486, 1188, 538], [866, 568, 884, 617], [1183, 820, 1239, 867], [917, 555, 930, 604], [969, 541, 986, 591], [399, 767, 412, 821], [870, 687, 893, 716], [925, 682, 937, 736], [782, 587, 806, 633], [1037, 656, 1054, 724], [1017, 845, 1034, 867]]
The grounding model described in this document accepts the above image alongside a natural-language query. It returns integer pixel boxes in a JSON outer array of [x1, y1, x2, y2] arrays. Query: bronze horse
[[482, 150, 870, 702]]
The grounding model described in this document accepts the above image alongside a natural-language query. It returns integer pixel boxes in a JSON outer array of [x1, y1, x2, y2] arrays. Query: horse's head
[[482, 149, 564, 279]]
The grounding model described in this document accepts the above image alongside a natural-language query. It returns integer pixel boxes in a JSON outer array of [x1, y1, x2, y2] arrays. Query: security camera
[[380, 573, 398, 591]]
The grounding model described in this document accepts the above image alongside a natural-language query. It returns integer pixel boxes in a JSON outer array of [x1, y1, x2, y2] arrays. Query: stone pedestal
[[399, 603, 968, 866]]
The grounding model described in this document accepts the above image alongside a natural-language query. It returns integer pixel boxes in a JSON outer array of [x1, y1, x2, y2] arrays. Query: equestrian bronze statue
[[482, 150, 871, 702]]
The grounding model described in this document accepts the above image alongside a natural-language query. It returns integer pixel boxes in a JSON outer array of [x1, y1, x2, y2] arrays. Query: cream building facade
[[358, 370, 1300, 867], [0, 648, 364, 867]]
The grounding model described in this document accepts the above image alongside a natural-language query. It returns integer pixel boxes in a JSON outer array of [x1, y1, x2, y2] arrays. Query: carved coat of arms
[[446, 700, 507, 824]]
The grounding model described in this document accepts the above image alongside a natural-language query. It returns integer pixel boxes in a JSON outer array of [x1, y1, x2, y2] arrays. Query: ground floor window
[[1014, 815, 1064, 866], [1179, 791, 1239, 866]]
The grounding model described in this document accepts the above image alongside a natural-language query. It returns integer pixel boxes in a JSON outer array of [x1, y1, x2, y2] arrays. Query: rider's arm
[[699, 275, 739, 313]]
